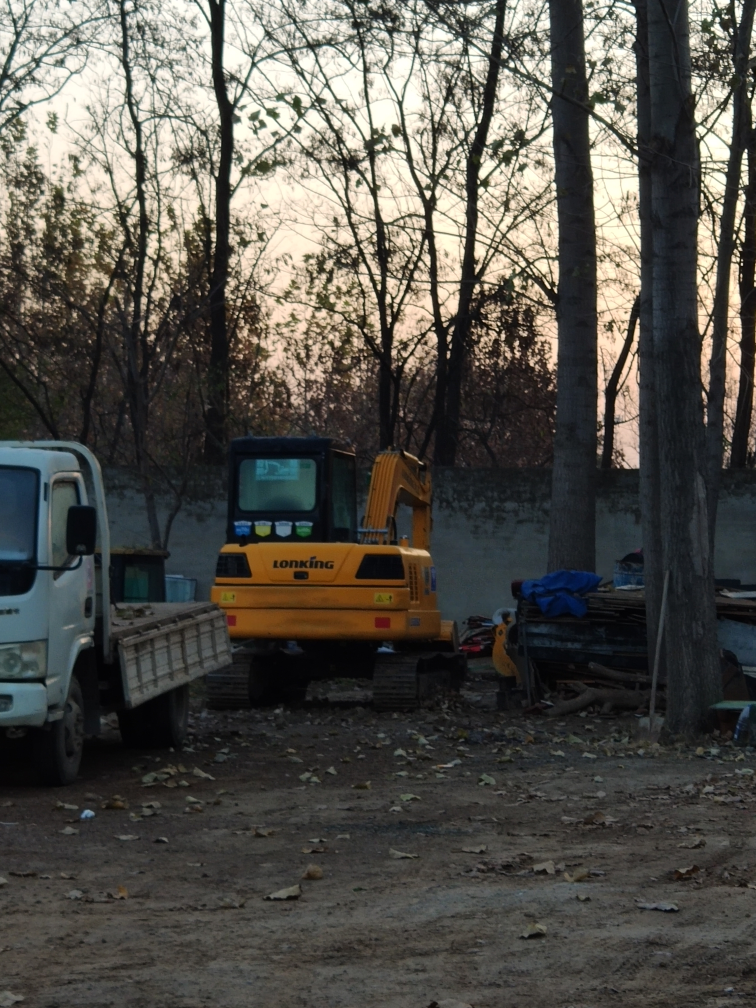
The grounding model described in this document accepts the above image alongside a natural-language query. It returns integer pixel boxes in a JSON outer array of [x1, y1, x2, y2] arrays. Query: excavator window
[[331, 453, 357, 542], [238, 458, 317, 512]]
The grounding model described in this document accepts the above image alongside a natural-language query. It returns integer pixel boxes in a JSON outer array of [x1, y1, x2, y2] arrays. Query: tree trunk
[[647, 0, 720, 735], [118, 0, 161, 549], [634, 0, 664, 685], [204, 0, 233, 463], [433, 0, 505, 466], [732, 127, 756, 467], [706, 0, 756, 530], [601, 295, 638, 469], [546, 0, 597, 572]]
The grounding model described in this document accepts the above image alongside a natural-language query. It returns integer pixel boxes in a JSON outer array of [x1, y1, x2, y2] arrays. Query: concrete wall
[[103, 468, 756, 625]]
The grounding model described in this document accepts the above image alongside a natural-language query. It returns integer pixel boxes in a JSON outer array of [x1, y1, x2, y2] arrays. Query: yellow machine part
[[212, 542, 442, 642], [492, 621, 519, 679]]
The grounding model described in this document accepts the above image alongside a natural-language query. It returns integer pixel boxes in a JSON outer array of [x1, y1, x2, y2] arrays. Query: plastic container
[[164, 575, 197, 603], [613, 562, 644, 588]]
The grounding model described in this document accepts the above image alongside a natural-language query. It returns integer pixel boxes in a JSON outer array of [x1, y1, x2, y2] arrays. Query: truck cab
[[0, 447, 95, 730]]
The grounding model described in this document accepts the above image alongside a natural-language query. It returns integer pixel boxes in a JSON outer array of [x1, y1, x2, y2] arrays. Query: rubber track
[[205, 660, 252, 710], [372, 655, 419, 712]]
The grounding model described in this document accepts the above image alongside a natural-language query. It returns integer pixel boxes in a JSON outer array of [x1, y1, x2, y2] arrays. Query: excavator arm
[[359, 450, 432, 550]]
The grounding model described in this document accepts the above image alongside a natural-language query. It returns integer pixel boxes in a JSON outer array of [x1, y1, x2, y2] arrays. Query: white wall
[[103, 468, 756, 624]]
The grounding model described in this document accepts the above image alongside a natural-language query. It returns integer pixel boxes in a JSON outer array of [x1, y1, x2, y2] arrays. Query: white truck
[[0, 441, 231, 785]]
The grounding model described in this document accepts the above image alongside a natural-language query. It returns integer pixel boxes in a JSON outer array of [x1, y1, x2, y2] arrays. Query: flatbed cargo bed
[[112, 602, 231, 708]]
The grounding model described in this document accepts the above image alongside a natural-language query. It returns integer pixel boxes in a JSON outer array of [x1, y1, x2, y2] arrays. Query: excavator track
[[372, 654, 420, 711], [205, 657, 252, 710]]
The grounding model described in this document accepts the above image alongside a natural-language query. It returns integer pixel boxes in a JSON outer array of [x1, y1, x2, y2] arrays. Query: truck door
[[46, 475, 91, 707]]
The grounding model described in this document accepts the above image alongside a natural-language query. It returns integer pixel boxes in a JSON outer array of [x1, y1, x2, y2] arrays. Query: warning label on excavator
[[220, 592, 237, 603], [374, 593, 394, 604]]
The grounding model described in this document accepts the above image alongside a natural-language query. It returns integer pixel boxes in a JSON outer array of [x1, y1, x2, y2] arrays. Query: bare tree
[[546, 0, 597, 572], [0, 0, 104, 135], [600, 295, 638, 470], [706, 0, 756, 528], [646, 0, 720, 734], [732, 112, 756, 467], [432, 0, 506, 466]]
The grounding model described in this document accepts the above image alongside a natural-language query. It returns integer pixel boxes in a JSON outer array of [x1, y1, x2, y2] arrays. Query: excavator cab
[[227, 437, 357, 545]]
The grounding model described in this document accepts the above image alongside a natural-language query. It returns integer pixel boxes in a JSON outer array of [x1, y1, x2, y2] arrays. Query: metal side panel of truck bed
[[111, 602, 231, 708]]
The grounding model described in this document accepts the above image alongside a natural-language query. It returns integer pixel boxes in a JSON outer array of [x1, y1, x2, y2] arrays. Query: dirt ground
[[2, 659, 756, 1008]]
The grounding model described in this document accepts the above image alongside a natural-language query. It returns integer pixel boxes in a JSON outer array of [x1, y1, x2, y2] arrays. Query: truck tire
[[117, 684, 189, 749], [32, 676, 84, 786]]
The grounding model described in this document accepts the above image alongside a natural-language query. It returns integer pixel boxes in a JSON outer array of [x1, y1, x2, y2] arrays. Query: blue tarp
[[521, 570, 602, 618]]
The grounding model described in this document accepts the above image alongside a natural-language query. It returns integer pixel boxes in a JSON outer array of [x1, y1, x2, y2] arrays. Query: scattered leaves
[[520, 922, 547, 939], [389, 848, 419, 859], [264, 884, 302, 901]]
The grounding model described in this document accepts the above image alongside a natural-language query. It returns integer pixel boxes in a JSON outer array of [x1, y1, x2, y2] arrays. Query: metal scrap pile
[[459, 615, 495, 657]]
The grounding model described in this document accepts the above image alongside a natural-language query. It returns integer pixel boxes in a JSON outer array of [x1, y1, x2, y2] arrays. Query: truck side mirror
[[66, 505, 97, 556]]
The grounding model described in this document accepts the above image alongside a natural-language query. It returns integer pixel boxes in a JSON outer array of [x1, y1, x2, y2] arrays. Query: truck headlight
[[0, 641, 47, 680]]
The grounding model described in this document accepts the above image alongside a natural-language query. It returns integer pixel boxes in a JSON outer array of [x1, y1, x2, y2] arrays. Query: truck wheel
[[117, 684, 190, 749], [33, 676, 84, 786]]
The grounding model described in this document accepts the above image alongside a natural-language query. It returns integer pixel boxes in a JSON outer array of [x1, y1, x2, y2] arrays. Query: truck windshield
[[0, 468, 37, 562], [238, 458, 317, 512]]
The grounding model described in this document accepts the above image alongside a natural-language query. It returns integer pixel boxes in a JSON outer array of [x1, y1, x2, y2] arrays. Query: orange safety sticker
[[374, 593, 393, 604]]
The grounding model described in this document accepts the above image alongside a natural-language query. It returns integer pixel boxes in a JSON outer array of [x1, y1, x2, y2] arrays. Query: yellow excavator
[[207, 436, 464, 710]]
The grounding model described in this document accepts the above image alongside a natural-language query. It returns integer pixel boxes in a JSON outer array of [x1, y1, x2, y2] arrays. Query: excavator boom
[[360, 450, 431, 550]]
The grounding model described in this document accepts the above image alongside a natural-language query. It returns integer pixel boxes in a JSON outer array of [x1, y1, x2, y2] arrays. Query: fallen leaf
[[436, 759, 462, 769], [55, 802, 78, 811], [478, 773, 496, 787], [302, 864, 324, 879], [352, 782, 371, 790], [636, 901, 679, 912], [533, 860, 556, 875], [0, 992, 24, 1006], [394, 748, 407, 757], [577, 893, 591, 902], [101, 797, 128, 810], [192, 767, 215, 780], [399, 793, 421, 802], [520, 922, 547, 938], [66, 889, 83, 900], [674, 865, 700, 880], [8, 872, 35, 878], [564, 867, 589, 883], [325, 767, 337, 775], [550, 750, 565, 757], [0, 879, 6, 887], [566, 734, 585, 745], [264, 884, 302, 901], [429, 1001, 473, 1008], [218, 895, 245, 908], [115, 835, 139, 841], [677, 837, 705, 849], [301, 846, 325, 854], [60, 826, 78, 835], [59, 872, 76, 880], [582, 752, 597, 760], [390, 848, 419, 859], [254, 827, 274, 837], [460, 845, 487, 854], [336, 833, 350, 839], [109, 886, 128, 899], [154, 837, 169, 844]]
